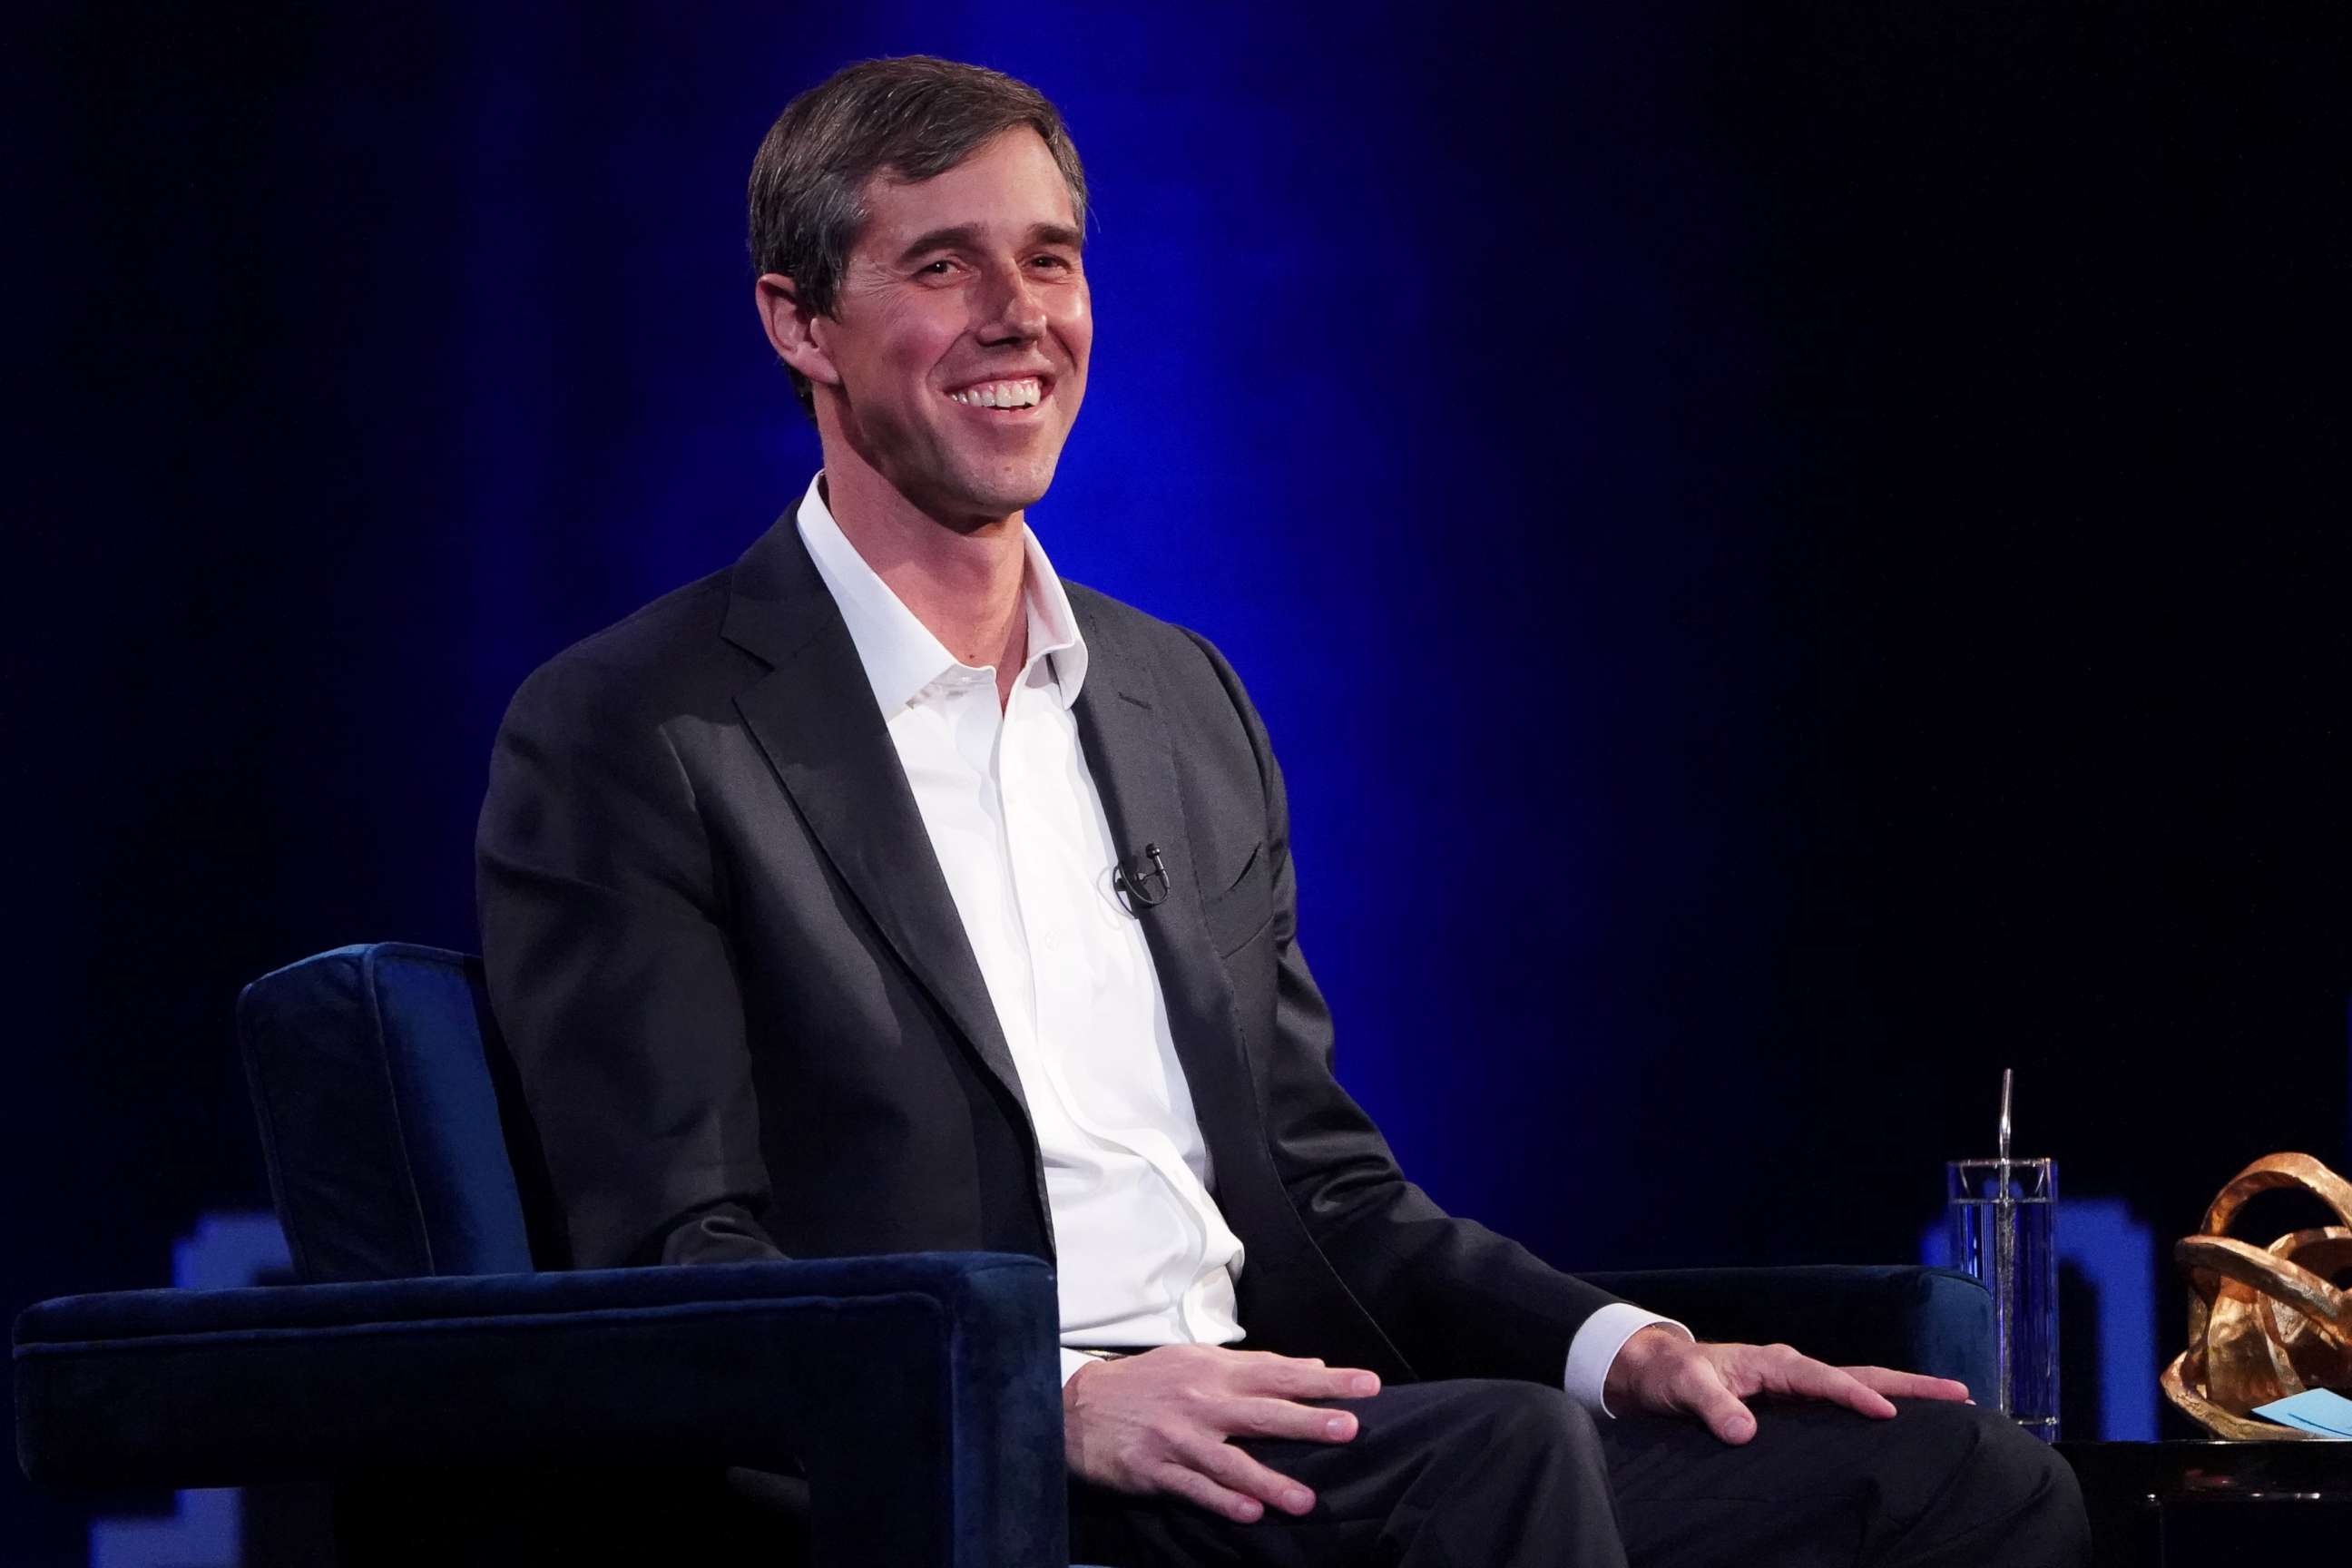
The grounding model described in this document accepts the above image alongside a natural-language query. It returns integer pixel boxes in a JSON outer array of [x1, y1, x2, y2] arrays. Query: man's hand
[[1063, 1345, 1380, 1523], [1602, 1325, 1972, 1444]]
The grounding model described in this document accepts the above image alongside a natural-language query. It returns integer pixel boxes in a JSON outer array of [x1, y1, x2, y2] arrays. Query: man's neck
[[820, 462, 1030, 709]]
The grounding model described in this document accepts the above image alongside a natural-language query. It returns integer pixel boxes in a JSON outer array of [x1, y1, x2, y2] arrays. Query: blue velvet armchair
[[15, 943, 1997, 1565]]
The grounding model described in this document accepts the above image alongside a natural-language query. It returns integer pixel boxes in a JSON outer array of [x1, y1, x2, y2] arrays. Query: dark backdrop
[[7, 2, 2347, 1558]]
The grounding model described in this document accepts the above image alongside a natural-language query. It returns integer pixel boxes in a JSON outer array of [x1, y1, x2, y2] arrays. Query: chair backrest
[[238, 944, 560, 1282]]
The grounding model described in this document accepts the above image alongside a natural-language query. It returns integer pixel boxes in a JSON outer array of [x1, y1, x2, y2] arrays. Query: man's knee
[[1356, 1381, 1624, 1567], [1885, 1402, 2087, 1563], [1462, 1379, 1606, 1479], [1963, 1412, 2084, 1542], [1905, 1401, 2073, 1501]]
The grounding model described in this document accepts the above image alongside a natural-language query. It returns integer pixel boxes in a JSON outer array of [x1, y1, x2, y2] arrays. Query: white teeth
[[950, 378, 1042, 408]]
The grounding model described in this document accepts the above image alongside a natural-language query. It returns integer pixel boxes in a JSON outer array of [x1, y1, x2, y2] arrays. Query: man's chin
[[929, 456, 1063, 529], [832, 412, 1065, 528]]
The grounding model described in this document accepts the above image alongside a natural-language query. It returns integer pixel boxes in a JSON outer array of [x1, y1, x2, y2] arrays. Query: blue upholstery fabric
[[1580, 1265, 1998, 1396], [240, 945, 536, 1279], [16, 1254, 1066, 1566]]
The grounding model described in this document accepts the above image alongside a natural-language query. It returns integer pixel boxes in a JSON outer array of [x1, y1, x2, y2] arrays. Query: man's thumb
[[1703, 1393, 1758, 1446]]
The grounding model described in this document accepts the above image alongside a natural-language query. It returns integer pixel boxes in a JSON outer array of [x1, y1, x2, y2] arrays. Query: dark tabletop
[[2059, 1440, 2352, 1566]]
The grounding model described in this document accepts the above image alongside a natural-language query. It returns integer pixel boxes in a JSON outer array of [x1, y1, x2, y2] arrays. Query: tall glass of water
[[1945, 1157, 2058, 1441]]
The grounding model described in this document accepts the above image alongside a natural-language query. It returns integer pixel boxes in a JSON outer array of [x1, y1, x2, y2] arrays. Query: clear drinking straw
[[1994, 1068, 2014, 1416]]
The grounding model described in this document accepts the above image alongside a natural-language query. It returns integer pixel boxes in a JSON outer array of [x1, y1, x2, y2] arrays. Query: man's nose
[[975, 263, 1048, 344]]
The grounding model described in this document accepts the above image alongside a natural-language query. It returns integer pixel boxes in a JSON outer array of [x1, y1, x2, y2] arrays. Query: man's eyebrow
[[892, 221, 1086, 267], [894, 224, 984, 264]]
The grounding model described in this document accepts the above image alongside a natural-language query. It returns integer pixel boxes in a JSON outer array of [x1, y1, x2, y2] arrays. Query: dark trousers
[[1069, 1382, 2089, 1567]]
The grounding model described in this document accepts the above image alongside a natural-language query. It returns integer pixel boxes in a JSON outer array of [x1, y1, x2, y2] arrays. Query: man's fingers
[[1749, 1346, 1896, 1418], [1152, 1460, 1268, 1525], [1693, 1387, 1759, 1445], [1180, 1435, 1318, 1516], [1220, 1396, 1359, 1444], [1842, 1366, 1972, 1404], [1250, 1357, 1380, 1400], [1671, 1362, 1759, 1445]]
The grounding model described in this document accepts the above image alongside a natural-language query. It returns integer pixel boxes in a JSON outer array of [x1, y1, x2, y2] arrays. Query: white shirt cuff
[[1060, 1348, 1101, 1387], [1563, 1302, 1692, 1416]]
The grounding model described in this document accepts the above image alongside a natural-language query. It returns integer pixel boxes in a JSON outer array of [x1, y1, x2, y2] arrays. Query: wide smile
[[942, 374, 1055, 420]]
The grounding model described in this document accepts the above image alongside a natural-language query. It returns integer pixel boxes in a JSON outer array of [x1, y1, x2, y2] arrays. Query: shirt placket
[[998, 667, 1222, 1341]]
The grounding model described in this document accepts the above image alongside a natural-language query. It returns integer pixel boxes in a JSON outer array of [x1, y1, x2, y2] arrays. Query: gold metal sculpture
[[2162, 1152, 2352, 1438]]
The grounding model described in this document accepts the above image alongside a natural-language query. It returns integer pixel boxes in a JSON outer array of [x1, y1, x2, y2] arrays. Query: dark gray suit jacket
[[476, 510, 1620, 1384]]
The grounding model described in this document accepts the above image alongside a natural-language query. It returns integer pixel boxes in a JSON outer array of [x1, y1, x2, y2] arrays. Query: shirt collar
[[793, 472, 1089, 714]]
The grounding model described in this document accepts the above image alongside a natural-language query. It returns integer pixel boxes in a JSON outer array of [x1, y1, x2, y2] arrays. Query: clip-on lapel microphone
[[1112, 842, 1170, 916]]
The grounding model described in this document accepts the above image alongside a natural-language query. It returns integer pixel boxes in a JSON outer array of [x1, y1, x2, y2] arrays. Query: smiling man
[[476, 55, 2087, 1566]]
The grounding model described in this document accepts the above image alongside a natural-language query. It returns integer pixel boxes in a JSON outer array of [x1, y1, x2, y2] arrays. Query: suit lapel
[[1072, 604, 1416, 1377], [720, 518, 1031, 1121], [1068, 606, 1270, 1168]]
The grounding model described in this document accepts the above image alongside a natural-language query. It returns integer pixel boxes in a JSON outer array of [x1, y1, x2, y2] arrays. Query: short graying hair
[[748, 56, 1090, 417]]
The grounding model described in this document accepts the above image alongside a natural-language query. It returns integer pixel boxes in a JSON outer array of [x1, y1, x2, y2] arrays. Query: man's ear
[[754, 273, 841, 390]]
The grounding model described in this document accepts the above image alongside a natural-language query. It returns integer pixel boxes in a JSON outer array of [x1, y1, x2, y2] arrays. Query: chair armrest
[[1577, 1264, 1996, 1393], [15, 1252, 1064, 1568]]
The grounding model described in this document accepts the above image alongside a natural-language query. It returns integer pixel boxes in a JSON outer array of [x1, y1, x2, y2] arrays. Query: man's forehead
[[854, 130, 1076, 247]]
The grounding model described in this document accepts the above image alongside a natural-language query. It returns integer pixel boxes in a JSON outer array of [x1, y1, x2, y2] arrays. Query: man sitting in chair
[[476, 54, 2087, 1566]]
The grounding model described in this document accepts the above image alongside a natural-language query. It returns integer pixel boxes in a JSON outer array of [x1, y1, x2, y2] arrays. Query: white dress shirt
[[793, 474, 1683, 1406]]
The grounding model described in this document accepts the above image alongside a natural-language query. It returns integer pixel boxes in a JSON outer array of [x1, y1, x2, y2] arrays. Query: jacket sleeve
[[1181, 629, 1626, 1384], [476, 652, 783, 1270]]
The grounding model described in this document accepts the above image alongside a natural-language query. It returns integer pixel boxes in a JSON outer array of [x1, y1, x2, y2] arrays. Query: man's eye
[[1030, 254, 1073, 271], [918, 260, 956, 276]]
